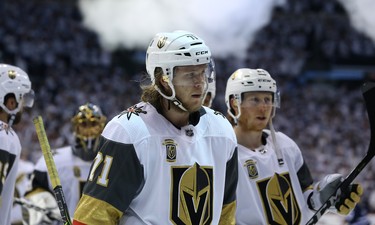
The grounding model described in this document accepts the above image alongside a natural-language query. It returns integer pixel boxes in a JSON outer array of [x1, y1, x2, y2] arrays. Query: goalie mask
[[71, 103, 107, 161], [146, 30, 214, 111], [0, 64, 34, 127]]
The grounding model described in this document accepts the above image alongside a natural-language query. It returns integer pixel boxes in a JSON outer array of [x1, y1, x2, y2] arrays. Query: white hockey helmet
[[225, 68, 279, 121], [146, 30, 212, 110], [0, 64, 34, 115]]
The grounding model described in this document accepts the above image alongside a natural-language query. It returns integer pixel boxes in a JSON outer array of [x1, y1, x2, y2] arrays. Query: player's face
[[238, 92, 273, 131], [4, 95, 18, 111], [173, 64, 208, 112]]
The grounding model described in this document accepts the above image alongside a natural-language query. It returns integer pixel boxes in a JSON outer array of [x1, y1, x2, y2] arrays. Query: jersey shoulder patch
[[103, 103, 150, 144]]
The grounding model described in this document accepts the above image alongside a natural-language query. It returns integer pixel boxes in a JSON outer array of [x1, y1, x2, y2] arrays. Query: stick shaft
[[33, 116, 72, 225], [33, 116, 60, 188]]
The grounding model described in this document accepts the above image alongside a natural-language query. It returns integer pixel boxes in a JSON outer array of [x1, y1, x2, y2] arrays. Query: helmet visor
[[172, 64, 211, 88], [23, 89, 35, 108], [274, 90, 281, 108], [241, 90, 280, 108], [207, 58, 215, 84]]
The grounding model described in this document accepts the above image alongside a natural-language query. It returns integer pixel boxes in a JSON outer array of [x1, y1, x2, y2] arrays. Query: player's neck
[[235, 127, 263, 151], [161, 99, 190, 128]]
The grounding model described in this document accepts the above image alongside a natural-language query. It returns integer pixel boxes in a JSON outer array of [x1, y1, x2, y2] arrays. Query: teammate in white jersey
[[0, 63, 34, 225], [23, 103, 107, 225], [73, 30, 238, 225], [225, 68, 363, 225], [11, 158, 34, 225]]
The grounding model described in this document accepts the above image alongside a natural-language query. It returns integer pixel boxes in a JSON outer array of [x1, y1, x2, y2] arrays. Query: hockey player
[[0, 64, 34, 225], [23, 103, 107, 225], [73, 30, 238, 225], [225, 68, 363, 225]]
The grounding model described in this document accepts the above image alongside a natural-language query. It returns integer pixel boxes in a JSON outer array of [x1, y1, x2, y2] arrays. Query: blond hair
[[141, 67, 165, 111]]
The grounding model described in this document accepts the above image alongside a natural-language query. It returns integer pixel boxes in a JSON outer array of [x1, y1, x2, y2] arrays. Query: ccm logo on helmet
[[196, 51, 209, 55], [258, 79, 271, 82]]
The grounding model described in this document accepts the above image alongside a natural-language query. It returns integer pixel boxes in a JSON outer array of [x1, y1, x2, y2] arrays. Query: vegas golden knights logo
[[163, 139, 177, 162], [244, 159, 258, 179], [230, 70, 240, 80], [257, 173, 301, 225], [157, 36, 168, 49], [170, 163, 213, 225], [8, 70, 16, 79]]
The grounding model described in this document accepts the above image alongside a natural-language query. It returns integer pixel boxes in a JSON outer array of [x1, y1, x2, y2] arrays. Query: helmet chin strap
[[1, 103, 20, 126], [7, 114, 15, 128], [172, 87, 208, 113], [155, 82, 189, 112], [269, 107, 284, 166], [171, 99, 188, 112]]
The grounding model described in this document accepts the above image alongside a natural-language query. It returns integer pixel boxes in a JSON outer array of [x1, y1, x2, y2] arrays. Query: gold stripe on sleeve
[[73, 194, 123, 225], [219, 201, 236, 225]]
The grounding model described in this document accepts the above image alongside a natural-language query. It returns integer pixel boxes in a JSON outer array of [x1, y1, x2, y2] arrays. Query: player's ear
[[230, 98, 239, 115], [160, 75, 170, 89], [231, 98, 238, 107]]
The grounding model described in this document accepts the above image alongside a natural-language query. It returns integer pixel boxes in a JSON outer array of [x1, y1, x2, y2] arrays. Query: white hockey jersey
[[236, 130, 315, 225], [73, 102, 238, 225], [11, 159, 34, 224], [31, 145, 93, 218], [0, 121, 21, 225]]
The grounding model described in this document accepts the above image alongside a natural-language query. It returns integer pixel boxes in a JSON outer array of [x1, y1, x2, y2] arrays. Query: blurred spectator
[[345, 204, 371, 225]]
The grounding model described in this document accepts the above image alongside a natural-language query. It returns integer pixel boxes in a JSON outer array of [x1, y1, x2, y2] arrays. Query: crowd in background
[[1, 0, 375, 217]]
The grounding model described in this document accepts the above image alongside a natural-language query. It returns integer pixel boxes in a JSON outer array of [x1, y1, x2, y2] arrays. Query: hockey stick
[[306, 82, 375, 225], [33, 116, 72, 225]]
